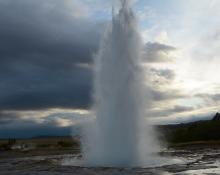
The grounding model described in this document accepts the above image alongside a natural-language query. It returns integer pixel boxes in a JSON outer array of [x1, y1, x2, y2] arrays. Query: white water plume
[[82, 0, 159, 167]]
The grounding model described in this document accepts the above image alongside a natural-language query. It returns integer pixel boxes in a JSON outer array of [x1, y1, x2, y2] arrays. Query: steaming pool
[[1, 148, 220, 175]]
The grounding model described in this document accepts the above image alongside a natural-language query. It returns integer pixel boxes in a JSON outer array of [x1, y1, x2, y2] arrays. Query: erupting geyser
[[82, 0, 159, 167]]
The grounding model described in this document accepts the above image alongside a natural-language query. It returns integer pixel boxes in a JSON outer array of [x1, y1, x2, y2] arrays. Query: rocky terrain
[[0, 147, 220, 175]]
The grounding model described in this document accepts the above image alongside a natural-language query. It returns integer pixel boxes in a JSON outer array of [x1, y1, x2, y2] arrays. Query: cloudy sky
[[0, 0, 220, 138]]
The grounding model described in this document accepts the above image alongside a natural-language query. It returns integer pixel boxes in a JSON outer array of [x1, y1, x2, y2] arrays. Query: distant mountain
[[157, 113, 220, 144]]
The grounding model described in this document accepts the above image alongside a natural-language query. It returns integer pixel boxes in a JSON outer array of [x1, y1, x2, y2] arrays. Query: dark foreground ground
[[1, 114, 220, 174], [0, 144, 220, 175]]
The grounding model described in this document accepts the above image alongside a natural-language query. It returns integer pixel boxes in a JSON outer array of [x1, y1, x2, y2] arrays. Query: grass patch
[[57, 141, 78, 148]]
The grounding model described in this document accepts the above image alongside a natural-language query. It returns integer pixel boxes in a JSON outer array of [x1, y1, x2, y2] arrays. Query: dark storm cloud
[[172, 105, 194, 113], [210, 94, 220, 101], [151, 89, 184, 101], [0, 118, 74, 138], [143, 42, 177, 62], [149, 68, 175, 85], [0, 65, 93, 110], [0, 0, 102, 111], [149, 105, 195, 118], [154, 69, 175, 80], [195, 93, 220, 100], [195, 93, 220, 106]]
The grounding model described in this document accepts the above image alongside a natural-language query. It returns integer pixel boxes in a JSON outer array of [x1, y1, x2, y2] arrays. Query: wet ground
[[0, 148, 220, 175]]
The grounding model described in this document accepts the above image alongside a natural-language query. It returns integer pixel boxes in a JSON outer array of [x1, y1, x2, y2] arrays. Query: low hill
[[158, 113, 220, 145]]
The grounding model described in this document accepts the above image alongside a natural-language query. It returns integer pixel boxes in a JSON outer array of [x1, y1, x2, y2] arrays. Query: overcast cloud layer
[[0, 0, 220, 137], [0, 0, 101, 137], [0, 0, 102, 111]]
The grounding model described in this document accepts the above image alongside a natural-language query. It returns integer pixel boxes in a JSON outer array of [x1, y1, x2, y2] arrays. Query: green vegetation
[[158, 114, 220, 146], [0, 139, 17, 151], [168, 140, 220, 148], [0, 143, 11, 151], [0, 137, 80, 151], [57, 141, 78, 148], [36, 144, 51, 148], [171, 121, 220, 143]]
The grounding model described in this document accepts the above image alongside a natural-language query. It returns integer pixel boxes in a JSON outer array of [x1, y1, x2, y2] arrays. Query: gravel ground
[[0, 148, 220, 175]]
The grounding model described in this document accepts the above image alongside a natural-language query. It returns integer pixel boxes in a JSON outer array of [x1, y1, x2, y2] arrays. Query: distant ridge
[[158, 112, 220, 144], [213, 112, 220, 121]]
